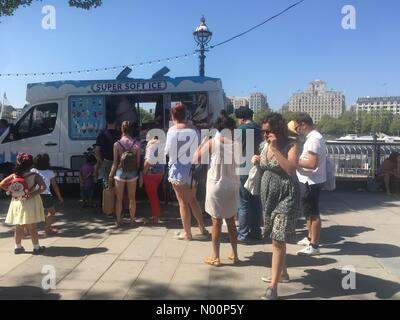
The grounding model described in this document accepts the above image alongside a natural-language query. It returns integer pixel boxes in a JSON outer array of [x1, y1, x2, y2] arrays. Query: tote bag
[[102, 187, 115, 215]]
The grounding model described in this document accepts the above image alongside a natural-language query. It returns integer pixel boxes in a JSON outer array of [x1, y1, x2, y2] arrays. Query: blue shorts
[[114, 168, 138, 182]]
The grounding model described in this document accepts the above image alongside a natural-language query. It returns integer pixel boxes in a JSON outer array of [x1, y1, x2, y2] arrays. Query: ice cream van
[[0, 69, 225, 184]]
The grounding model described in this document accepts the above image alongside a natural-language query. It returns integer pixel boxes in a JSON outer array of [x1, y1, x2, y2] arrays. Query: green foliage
[[0, 0, 102, 18], [317, 115, 339, 134], [389, 114, 400, 136], [254, 109, 270, 125], [282, 111, 297, 123], [317, 110, 399, 136], [139, 109, 154, 125]]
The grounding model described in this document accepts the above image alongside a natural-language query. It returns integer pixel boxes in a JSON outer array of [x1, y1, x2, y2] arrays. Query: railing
[[326, 141, 400, 180]]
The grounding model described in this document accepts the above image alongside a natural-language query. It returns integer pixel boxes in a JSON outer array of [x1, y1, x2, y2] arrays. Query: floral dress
[[259, 140, 299, 242]]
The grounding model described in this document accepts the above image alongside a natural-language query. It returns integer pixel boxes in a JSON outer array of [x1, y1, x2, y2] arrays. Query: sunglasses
[[261, 130, 272, 135]]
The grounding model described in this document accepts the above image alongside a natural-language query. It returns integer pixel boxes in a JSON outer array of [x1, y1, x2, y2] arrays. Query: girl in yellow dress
[[0, 153, 47, 255]]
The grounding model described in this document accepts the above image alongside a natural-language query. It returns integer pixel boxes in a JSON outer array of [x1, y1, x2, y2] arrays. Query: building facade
[[355, 96, 400, 114], [249, 92, 268, 113], [288, 80, 345, 123], [228, 96, 249, 109]]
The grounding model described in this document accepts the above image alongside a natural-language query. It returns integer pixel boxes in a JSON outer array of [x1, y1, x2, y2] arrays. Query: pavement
[[0, 190, 399, 300]]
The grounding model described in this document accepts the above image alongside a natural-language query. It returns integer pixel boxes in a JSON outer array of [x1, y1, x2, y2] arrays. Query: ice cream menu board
[[69, 96, 106, 140]]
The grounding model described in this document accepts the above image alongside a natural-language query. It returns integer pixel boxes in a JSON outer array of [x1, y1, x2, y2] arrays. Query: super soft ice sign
[[91, 80, 167, 93]]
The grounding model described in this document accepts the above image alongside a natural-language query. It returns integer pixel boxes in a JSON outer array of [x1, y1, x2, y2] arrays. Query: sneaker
[[32, 246, 46, 255], [297, 237, 311, 246], [261, 274, 290, 283], [261, 287, 278, 300], [14, 247, 26, 255], [297, 245, 320, 256]]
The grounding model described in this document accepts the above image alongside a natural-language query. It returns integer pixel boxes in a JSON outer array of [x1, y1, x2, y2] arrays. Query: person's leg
[[249, 194, 262, 239], [26, 224, 40, 246], [309, 184, 322, 247], [310, 215, 322, 246], [269, 240, 286, 290], [188, 187, 207, 234], [384, 173, 392, 195], [226, 217, 238, 261], [210, 218, 222, 260], [126, 179, 138, 224], [87, 187, 94, 207], [300, 182, 312, 243], [115, 180, 125, 226], [15, 225, 24, 247], [173, 184, 192, 239], [237, 182, 250, 241], [144, 174, 162, 221], [307, 218, 312, 240], [45, 207, 56, 233]]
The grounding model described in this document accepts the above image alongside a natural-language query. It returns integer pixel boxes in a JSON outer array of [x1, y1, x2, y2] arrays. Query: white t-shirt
[[31, 169, 55, 195], [297, 130, 327, 185]]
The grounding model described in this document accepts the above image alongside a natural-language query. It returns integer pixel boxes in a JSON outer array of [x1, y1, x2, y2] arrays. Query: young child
[[32, 154, 64, 236], [80, 154, 97, 207], [0, 153, 47, 255]]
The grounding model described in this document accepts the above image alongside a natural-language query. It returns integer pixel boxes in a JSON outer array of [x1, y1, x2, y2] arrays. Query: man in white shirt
[[295, 113, 327, 256]]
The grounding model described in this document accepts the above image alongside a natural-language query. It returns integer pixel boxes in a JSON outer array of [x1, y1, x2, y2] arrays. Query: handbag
[[244, 165, 262, 195], [102, 187, 115, 215]]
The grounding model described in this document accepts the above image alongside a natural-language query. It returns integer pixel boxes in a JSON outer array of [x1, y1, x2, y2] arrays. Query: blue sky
[[0, 0, 399, 109]]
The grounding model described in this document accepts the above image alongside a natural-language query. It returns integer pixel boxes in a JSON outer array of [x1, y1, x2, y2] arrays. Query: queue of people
[[0, 102, 330, 301]]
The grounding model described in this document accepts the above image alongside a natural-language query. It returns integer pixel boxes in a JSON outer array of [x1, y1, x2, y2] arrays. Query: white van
[[0, 73, 225, 183]]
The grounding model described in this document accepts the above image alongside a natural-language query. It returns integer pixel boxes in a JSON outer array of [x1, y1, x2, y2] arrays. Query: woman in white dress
[[195, 112, 240, 266]]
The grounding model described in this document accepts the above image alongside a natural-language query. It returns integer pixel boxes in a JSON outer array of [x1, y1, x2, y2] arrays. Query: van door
[[5, 102, 60, 166]]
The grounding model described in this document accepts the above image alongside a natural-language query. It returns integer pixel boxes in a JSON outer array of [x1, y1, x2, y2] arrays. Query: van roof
[[26, 75, 223, 104]]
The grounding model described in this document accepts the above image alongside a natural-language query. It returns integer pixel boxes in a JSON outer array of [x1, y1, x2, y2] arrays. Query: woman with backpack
[[0, 153, 47, 255], [165, 103, 209, 240], [109, 121, 141, 228]]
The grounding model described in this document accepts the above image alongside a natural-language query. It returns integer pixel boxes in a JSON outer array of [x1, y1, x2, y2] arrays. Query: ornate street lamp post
[[193, 16, 213, 77]]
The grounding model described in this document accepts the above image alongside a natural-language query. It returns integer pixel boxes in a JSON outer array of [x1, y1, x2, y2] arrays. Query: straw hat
[[287, 120, 297, 136]]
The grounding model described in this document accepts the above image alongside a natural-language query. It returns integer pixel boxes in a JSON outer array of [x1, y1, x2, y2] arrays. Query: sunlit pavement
[[0, 191, 399, 300]]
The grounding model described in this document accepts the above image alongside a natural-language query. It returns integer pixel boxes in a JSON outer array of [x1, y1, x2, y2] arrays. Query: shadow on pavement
[[322, 241, 400, 258], [282, 268, 400, 300], [319, 225, 375, 245], [42, 246, 108, 258], [242, 251, 337, 268], [0, 286, 61, 300]]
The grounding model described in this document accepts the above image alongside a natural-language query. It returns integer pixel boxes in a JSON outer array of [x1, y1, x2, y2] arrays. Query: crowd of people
[[1, 102, 332, 300]]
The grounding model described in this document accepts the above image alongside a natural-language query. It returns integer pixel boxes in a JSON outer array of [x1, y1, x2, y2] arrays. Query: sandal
[[227, 253, 240, 264], [174, 231, 192, 241], [204, 256, 221, 267]]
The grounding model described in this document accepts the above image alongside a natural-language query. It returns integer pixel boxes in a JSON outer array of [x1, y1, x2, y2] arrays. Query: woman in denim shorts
[[109, 121, 140, 228]]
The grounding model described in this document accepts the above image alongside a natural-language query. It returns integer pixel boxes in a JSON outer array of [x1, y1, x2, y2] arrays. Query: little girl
[[32, 154, 64, 236], [0, 153, 47, 255]]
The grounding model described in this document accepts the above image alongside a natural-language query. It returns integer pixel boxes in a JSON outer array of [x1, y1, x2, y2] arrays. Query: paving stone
[[119, 235, 163, 261]]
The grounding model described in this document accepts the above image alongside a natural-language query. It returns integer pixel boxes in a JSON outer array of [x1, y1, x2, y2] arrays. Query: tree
[[336, 111, 358, 135], [389, 114, 400, 136], [139, 109, 154, 125], [254, 109, 270, 125], [0, 0, 102, 18], [282, 111, 297, 123], [317, 115, 339, 135]]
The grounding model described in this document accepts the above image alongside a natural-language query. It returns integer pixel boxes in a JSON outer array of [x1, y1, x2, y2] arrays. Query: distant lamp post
[[193, 16, 213, 77]]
